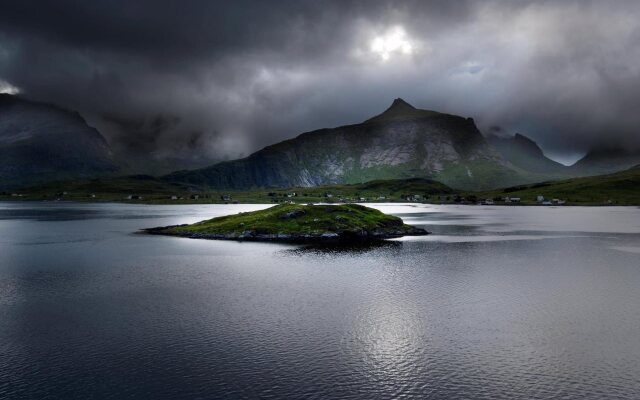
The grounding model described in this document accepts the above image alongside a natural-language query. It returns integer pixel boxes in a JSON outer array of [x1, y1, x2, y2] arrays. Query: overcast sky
[[1, 0, 640, 167]]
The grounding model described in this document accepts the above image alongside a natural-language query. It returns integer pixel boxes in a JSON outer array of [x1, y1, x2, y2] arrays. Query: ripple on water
[[1, 203, 640, 399]]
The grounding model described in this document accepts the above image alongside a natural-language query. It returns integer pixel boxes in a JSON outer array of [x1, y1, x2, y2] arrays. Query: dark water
[[1, 202, 640, 399]]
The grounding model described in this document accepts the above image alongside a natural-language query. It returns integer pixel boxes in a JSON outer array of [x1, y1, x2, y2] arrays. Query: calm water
[[1, 202, 640, 399]]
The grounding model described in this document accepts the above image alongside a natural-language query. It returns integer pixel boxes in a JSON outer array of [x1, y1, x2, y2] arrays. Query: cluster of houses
[[405, 194, 423, 202], [125, 193, 236, 202], [536, 195, 565, 205], [479, 197, 520, 205], [479, 195, 566, 205], [264, 191, 392, 203], [1, 191, 100, 201], [167, 194, 201, 200], [478, 196, 566, 205]]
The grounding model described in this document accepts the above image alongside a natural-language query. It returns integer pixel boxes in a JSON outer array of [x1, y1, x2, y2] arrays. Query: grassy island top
[[146, 203, 427, 242]]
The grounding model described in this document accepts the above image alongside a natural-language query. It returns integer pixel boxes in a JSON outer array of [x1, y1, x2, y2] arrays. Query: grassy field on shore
[[0, 176, 453, 204], [2, 165, 639, 206], [477, 165, 640, 206]]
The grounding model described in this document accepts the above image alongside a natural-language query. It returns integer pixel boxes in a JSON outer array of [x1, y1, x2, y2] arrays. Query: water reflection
[[284, 240, 403, 255], [1, 202, 640, 399]]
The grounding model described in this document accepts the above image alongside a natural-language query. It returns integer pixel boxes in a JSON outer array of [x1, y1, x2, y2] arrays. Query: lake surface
[[1, 202, 640, 399]]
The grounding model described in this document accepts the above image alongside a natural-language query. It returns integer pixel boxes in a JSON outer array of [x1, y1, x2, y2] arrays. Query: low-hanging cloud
[[1, 0, 639, 169]]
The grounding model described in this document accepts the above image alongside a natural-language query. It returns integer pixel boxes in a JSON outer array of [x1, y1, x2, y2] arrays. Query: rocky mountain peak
[[365, 98, 441, 123], [387, 98, 416, 112], [513, 133, 544, 156]]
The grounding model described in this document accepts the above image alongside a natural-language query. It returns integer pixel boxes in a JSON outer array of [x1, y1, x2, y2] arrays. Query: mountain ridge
[[486, 132, 568, 176], [0, 94, 118, 189], [570, 147, 640, 176]]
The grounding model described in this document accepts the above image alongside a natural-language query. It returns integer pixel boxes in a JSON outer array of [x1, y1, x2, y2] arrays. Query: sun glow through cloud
[[370, 26, 413, 61], [0, 80, 20, 95]]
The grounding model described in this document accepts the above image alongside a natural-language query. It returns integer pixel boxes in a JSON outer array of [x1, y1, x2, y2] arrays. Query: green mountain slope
[[481, 165, 640, 205]]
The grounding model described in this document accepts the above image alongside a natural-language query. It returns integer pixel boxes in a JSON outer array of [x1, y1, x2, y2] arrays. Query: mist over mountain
[[0, 94, 117, 189], [570, 148, 640, 176], [2, 1, 640, 165], [486, 133, 568, 176], [1, 93, 636, 193]]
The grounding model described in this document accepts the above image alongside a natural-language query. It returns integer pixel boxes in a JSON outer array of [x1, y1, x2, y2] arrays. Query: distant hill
[[487, 133, 569, 176], [334, 177, 453, 195], [0, 94, 117, 189], [481, 164, 640, 205], [166, 99, 539, 191], [570, 148, 640, 176]]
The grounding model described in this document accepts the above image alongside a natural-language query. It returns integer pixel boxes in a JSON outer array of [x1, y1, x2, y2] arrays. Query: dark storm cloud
[[1, 0, 639, 169]]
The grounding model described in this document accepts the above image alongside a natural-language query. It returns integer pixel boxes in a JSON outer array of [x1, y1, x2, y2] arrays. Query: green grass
[[477, 165, 640, 205], [169, 204, 408, 235], [1, 176, 453, 204], [3, 165, 639, 206], [146, 203, 427, 242]]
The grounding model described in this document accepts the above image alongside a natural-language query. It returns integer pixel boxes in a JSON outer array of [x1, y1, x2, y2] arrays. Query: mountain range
[[0, 94, 117, 189], [1, 94, 638, 192], [165, 99, 570, 190]]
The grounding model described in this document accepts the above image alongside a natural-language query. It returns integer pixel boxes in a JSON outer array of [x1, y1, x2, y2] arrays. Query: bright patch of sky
[[370, 26, 413, 61], [0, 80, 19, 95]]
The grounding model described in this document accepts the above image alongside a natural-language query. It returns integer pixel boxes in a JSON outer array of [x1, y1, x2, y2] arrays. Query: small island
[[144, 203, 428, 243]]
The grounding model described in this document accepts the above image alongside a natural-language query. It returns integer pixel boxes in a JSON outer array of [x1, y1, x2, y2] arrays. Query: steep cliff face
[[0, 94, 117, 189], [166, 99, 528, 190]]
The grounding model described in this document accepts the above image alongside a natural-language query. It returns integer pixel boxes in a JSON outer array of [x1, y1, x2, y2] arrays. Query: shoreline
[[1, 198, 637, 207]]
